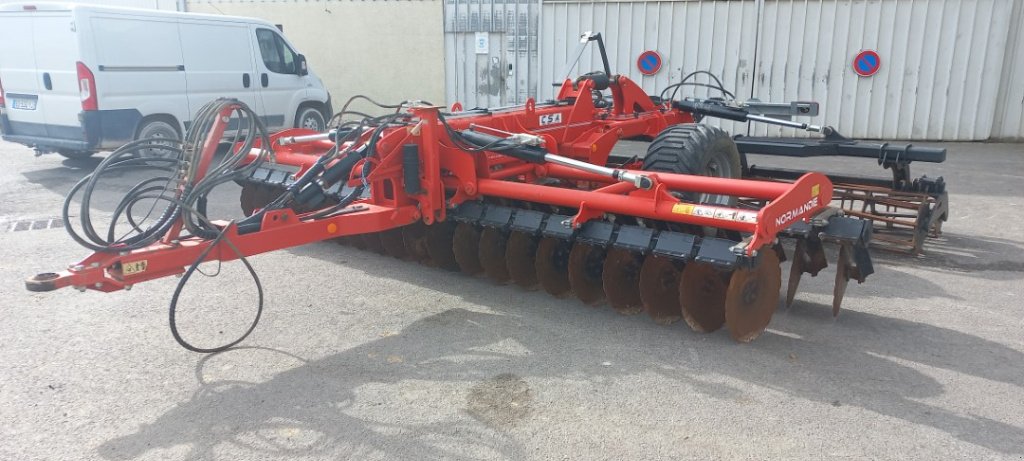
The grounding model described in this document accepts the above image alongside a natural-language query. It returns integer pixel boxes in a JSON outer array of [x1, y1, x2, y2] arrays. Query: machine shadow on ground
[[95, 238, 1024, 460]]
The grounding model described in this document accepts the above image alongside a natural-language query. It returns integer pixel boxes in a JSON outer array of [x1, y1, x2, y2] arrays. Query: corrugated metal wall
[[539, 0, 1024, 140], [753, 0, 1014, 140], [992, 0, 1024, 140], [539, 0, 759, 135], [444, 0, 540, 108]]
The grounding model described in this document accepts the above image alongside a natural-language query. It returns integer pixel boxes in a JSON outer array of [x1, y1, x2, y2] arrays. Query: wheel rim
[[138, 124, 178, 159], [301, 111, 323, 131], [700, 157, 734, 206]]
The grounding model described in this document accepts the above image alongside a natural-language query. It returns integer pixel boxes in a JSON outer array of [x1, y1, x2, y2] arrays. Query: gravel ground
[[0, 138, 1022, 460]]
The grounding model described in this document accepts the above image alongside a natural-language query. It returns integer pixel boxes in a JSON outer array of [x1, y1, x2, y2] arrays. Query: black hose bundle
[[63, 99, 272, 353], [63, 99, 272, 251]]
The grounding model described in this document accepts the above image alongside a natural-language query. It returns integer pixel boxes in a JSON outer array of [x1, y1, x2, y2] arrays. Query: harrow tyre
[[644, 123, 742, 207]]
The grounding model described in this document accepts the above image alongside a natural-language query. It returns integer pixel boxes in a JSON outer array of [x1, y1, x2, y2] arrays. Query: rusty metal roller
[[724, 250, 782, 342], [424, 222, 460, 271], [568, 243, 607, 305], [239, 184, 258, 217], [535, 237, 572, 296], [638, 255, 684, 325], [602, 248, 645, 314], [679, 262, 730, 333], [478, 228, 511, 283], [402, 222, 433, 265], [452, 223, 484, 275], [505, 231, 539, 288], [359, 233, 387, 255], [378, 228, 409, 260]]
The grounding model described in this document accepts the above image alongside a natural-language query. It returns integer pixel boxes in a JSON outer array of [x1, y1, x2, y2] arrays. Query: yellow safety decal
[[123, 260, 148, 276], [672, 203, 694, 215], [811, 183, 821, 197]]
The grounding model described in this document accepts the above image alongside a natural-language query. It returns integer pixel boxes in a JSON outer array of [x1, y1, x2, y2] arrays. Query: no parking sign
[[637, 50, 662, 76], [853, 50, 881, 77]]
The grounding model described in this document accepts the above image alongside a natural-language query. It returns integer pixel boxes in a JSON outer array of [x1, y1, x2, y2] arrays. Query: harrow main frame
[[28, 55, 879, 345]]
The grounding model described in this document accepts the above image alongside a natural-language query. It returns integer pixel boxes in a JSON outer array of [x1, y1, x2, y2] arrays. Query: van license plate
[[11, 98, 37, 110]]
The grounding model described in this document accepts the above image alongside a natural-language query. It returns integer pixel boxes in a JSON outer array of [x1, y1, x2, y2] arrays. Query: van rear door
[[33, 11, 83, 138], [0, 9, 48, 138]]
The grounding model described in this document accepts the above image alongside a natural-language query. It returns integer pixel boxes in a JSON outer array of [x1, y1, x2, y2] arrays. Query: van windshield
[[256, 28, 297, 74]]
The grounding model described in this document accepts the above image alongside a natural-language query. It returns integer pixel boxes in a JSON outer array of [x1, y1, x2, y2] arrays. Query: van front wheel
[[295, 106, 326, 132]]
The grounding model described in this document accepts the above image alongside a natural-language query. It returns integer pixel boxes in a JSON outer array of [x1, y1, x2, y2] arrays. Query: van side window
[[256, 28, 297, 74]]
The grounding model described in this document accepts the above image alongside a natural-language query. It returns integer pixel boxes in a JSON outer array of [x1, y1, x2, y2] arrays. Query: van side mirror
[[296, 54, 308, 76]]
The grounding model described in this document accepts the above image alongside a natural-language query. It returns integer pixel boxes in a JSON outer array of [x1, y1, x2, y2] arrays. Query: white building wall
[[187, 0, 446, 114], [539, 0, 1023, 141], [0, 0, 180, 9]]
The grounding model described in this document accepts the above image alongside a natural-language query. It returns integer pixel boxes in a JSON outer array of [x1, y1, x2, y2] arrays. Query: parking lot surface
[[1, 139, 1022, 460]]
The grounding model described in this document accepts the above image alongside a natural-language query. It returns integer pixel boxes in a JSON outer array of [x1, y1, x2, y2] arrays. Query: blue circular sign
[[853, 50, 881, 77], [637, 50, 662, 76]]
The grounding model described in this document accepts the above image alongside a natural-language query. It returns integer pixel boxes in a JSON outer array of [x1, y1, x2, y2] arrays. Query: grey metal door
[[444, 0, 539, 108]]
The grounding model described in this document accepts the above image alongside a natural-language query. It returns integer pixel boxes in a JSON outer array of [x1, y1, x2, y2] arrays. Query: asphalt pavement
[[1, 139, 1022, 460]]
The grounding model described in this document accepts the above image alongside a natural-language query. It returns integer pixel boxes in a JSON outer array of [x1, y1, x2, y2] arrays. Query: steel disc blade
[[568, 243, 607, 305], [258, 186, 283, 211], [478, 228, 511, 283], [833, 244, 852, 317], [425, 222, 460, 271], [724, 250, 782, 343], [679, 262, 729, 333], [239, 184, 257, 216], [602, 248, 645, 315], [402, 223, 433, 264], [379, 228, 409, 260], [535, 237, 572, 296], [452, 223, 484, 275], [505, 232, 539, 288], [638, 255, 683, 325], [786, 240, 807, 307], [360, 233, 386, 254], [348, 234, 368, 250]]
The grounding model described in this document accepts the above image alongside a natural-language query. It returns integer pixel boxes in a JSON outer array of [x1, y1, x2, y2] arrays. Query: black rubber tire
[[295, 105, 326, 132], [134, 117, 182, 160], [643, 123, 742, 206], [57, 150, 94, 160]]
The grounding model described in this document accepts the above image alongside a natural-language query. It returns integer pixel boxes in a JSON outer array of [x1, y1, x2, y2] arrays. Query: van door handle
[[242, 73, 251, 88], [260, 73, 269, 88], [43, 73, 52, 90]]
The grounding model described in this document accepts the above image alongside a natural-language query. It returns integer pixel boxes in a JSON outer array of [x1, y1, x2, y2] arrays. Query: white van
[[0, 3, 331, 158]]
